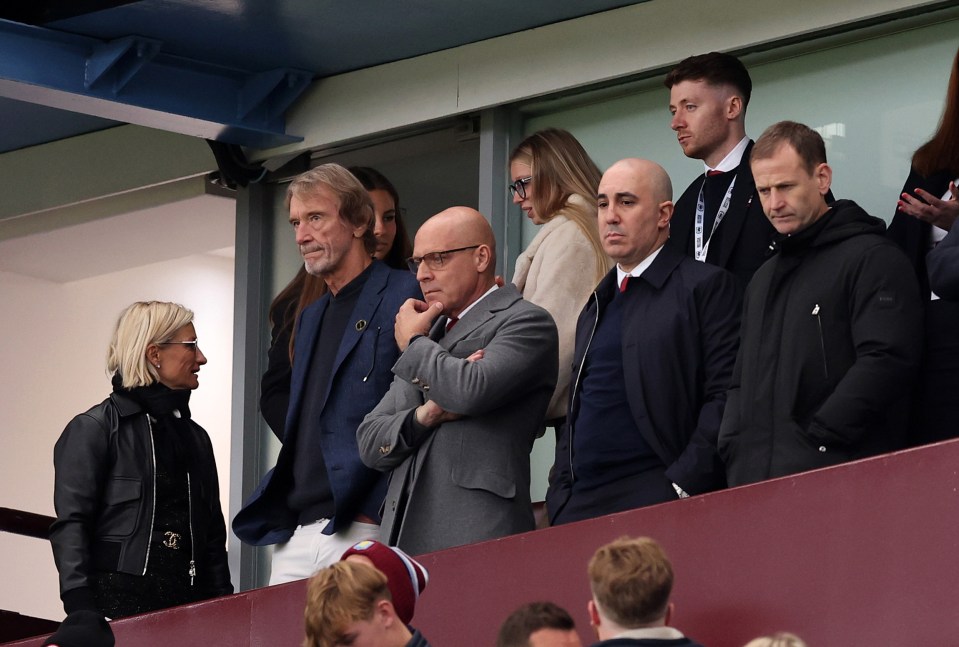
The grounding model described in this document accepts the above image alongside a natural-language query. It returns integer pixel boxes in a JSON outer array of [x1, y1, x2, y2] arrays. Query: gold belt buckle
[[162, 531, 181, 549]]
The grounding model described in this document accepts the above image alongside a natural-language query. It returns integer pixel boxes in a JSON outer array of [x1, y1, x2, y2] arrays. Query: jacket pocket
[[451, 464, 516, 499], [98, 477, 142, 537]]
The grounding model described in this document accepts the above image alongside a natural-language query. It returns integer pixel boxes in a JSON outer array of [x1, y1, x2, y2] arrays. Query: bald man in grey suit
[[357, 207, 558, 555]]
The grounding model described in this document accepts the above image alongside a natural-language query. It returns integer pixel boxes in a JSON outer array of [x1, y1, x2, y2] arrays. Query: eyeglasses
[[406, 245, 480, 273], [159, 340, 200, 353], [508, 176, 533, 200]]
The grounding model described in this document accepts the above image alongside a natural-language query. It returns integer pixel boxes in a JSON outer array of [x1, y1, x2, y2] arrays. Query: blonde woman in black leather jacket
[[47, 302, 232, 647]]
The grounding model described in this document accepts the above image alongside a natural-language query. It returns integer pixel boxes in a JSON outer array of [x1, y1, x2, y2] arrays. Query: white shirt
[[454, 284, 498, 321], [612, 627, 686, 640], [928, 178, 959, 301], [616, 245, 665, 287], [705, 135, 751, 174]]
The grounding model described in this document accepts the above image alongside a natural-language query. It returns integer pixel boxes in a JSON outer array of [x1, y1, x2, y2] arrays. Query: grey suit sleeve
[[356, 378, 426, 471], [391, 307, 559, 417], [928, 224, 959, 301]]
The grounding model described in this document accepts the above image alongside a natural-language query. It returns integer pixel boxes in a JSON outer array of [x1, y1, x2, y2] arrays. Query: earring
[[154, 363, 161, 369]]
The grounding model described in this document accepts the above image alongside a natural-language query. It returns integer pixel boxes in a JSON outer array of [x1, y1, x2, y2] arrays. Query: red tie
[[446, 316, 459, 332], [620, 276, 629, 293], [706, 169, 724, 177]]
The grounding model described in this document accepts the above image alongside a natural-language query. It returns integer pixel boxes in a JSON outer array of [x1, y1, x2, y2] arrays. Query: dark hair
[[751, 120, 827, 173], [913, 45, 959, 177], [664, 52, 752, 110], [496, 601, 576, 647], [348, 166, 413, 269], [267, 266, 328, 362]]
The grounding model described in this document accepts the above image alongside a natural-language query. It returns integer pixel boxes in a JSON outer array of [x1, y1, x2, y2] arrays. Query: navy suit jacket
[[667, 140, 774, 287], [233, 261, 421, 546], [547, 245, 741, 522]]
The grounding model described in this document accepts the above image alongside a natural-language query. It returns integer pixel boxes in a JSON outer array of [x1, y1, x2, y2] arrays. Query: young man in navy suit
[[665, 52, 773, 286]]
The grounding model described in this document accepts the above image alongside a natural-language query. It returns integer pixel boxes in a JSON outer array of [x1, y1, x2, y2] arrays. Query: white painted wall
[[0, 252, 234, 620]]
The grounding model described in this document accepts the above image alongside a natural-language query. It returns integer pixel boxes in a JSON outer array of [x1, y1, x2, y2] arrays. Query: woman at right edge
[[887, 44, 959, 446]]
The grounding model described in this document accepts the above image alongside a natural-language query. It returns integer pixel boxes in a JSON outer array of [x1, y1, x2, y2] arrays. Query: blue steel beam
[[0, 18, 312, 149]]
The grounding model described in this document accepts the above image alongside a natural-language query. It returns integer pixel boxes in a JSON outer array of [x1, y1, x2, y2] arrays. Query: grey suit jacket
[[357, 284, 558, 555]]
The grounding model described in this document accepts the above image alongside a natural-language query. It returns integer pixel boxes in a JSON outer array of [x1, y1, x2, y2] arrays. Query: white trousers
[[269, 519, 380, 585]]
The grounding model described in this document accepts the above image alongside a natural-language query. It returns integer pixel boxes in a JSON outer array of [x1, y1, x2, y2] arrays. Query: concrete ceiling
[[0, 192, 236, 283]]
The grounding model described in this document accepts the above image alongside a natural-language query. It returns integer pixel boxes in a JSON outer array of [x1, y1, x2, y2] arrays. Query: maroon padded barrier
[[9, 439, 959, 646]]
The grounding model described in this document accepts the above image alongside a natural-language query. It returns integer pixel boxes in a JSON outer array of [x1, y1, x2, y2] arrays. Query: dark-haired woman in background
[[887, 44, 959, 446], [259, 166, 413, 439], [47, 302, 231, 647]]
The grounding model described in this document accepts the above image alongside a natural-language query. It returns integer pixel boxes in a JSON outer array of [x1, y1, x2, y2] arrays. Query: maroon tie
[[619, 276, 629, 293], [446, 316, 459, 332], [706, 169, 724, 177]]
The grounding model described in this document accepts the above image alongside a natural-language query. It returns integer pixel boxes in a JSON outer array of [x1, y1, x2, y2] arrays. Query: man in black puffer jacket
[[719, 121, 922, 486]]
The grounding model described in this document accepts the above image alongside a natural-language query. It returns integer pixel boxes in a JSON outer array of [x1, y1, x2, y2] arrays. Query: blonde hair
[[304, 561, 392, 647], [588, 536, 673, 628], [510, 128, 611, 283], [743, 633, 808, 647], [107, 301, 195, 389]]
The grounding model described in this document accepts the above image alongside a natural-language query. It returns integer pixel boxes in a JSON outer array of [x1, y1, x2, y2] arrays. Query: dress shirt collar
[[612, 626, 685, 640], [705, 135, 751, 174], [455, 284, 498, 321], [616, 244, 665, 286]]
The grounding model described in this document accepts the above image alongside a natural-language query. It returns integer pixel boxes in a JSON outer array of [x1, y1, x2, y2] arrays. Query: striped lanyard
[[694, 175, 737, 262]]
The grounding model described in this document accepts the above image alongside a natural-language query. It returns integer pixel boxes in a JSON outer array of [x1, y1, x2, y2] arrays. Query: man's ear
[[375, 599, 396, 627], [664, 601, 675, 626], [587, 599, 601, 628], [726, 95, 743, 121], [815, 162, 833, 197], [474, 244, 493, 273], [658, 201, 675, 229]]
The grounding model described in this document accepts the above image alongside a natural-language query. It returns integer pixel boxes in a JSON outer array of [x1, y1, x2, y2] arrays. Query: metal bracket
[[85, 35, 161, 93]]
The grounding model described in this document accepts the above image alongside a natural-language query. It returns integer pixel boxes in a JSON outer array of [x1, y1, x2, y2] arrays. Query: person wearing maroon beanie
[[340, 539, 429, 625]]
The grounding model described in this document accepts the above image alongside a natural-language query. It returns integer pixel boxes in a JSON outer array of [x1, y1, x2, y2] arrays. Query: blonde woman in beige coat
[[509, 128, 612, 425]]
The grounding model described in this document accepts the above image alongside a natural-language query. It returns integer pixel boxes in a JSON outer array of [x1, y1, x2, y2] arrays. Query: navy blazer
[[667, 140, 774, 287], [547, 245, 741, 522], [233, 261, 421, 546]]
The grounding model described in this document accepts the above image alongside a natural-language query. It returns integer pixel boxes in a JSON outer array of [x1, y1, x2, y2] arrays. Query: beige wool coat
[[512, 205, 608, 420]]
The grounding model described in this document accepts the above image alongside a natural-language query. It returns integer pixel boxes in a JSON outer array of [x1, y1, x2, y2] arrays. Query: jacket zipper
[[143, 415, 157, 576], [187, 473, 196, 586], [567, 292, 601, 483], [812, 304, 828, 379]]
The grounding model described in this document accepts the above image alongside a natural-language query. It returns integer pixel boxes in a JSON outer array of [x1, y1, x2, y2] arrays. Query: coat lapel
[[713, 140, 757, 268], [285, 295, 329, 442], [320, 262, 389, 409], [442, 285, 520, 347]]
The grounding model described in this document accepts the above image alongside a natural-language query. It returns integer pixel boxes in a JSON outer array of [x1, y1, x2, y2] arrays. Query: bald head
[[607, 158, 673, 203], [597, 159, 674, 272], [413, 207, 497, 317], [419, 207, 497, 269]]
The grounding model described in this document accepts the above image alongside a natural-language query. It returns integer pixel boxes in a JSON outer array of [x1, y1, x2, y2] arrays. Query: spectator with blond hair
[[587, 536, 706, 647], [742, 632, 807, 647], [304, 561, 430, 647]]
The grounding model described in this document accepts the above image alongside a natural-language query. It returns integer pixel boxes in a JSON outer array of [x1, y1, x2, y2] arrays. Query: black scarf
[[112, 374, 197, 476]]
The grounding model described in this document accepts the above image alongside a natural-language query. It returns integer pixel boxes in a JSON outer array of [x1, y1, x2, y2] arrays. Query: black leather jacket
[[50, 391, 233, 612]]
